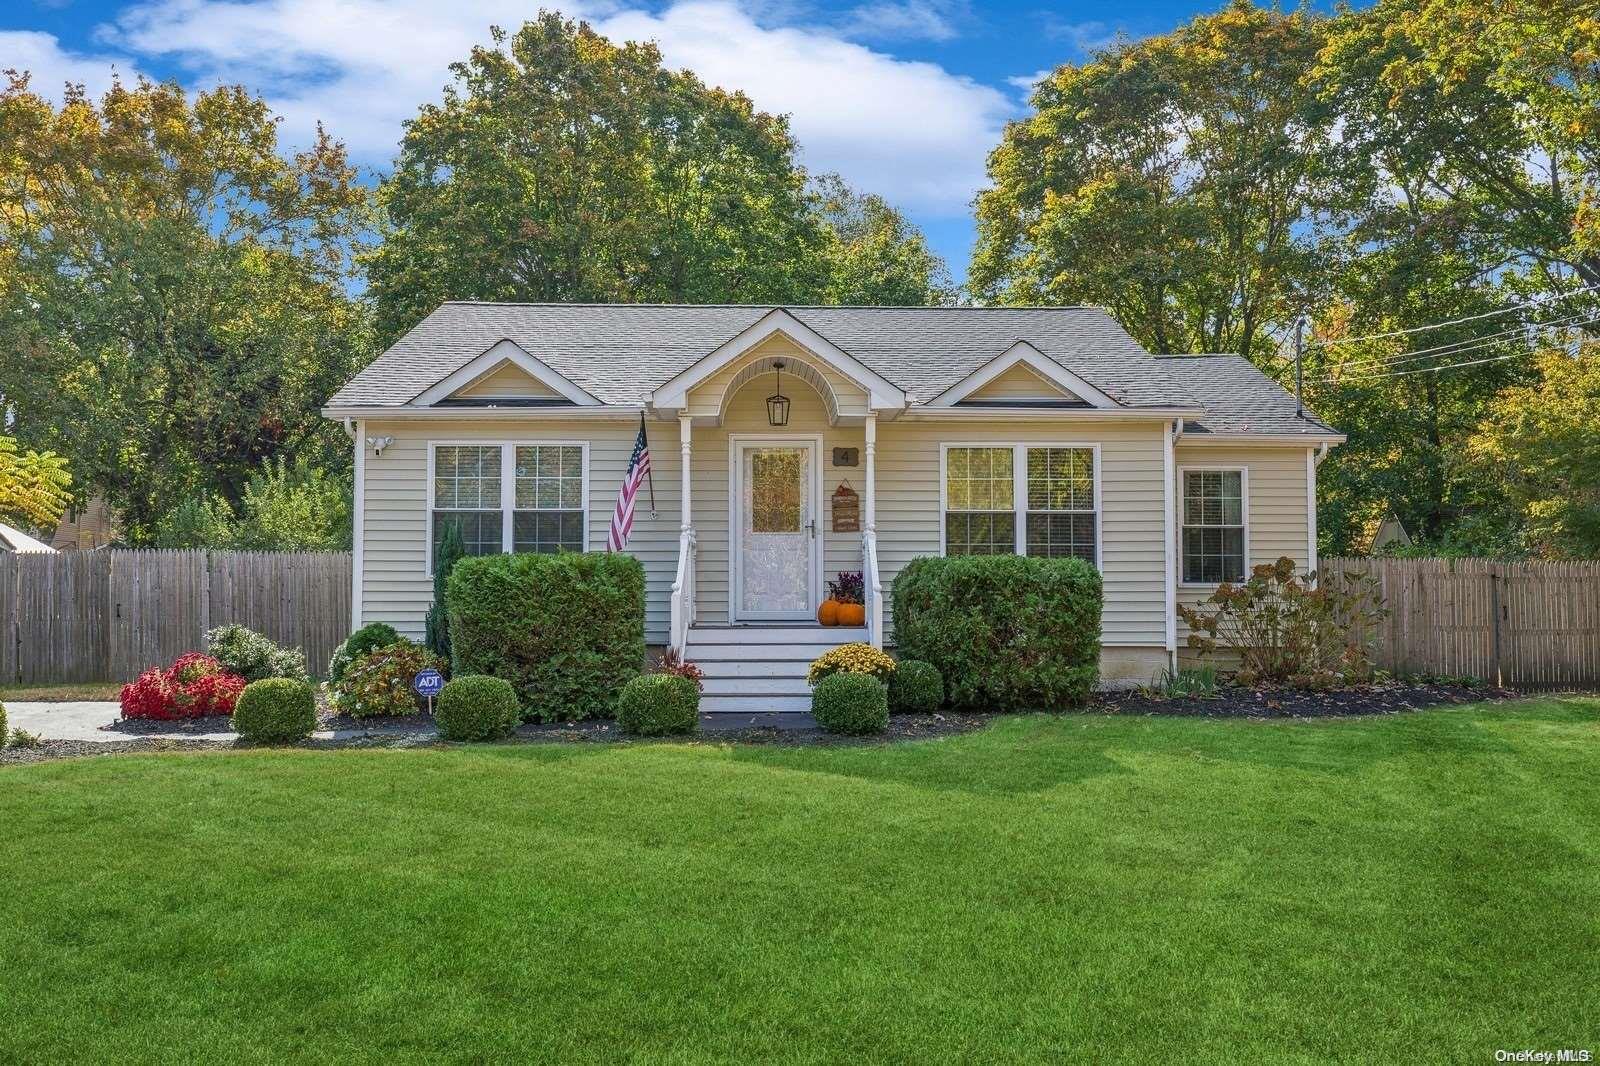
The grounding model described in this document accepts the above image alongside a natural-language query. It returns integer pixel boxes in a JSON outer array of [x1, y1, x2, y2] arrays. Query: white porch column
[[863, 414, 877, 532], [678, 414, 693, 531]]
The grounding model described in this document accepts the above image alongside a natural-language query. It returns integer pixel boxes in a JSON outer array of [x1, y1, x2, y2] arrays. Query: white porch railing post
[[670, 414, 696, 655], [863, 414, 883, 648]]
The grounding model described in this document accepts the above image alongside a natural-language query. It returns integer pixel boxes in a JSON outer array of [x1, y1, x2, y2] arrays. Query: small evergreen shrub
[[0, 700, 7, 748], [434, 675, 520, 742], [616, 674, 699, 737], [231, 678, 318, 743], [333, 641, 447, 719], [806, 642, 897, 686], [811, 673, 889, 735], [892, 554, 1103, 711], [449, 552, 645, 722], [889, 659, 943, 713], [424, 520, 466, 663], [205, 624, 309, 682], [326, 622, 401, 684]]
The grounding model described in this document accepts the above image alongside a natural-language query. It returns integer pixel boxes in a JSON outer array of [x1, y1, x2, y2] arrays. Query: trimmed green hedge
[[617, 674, 699, 737], [891, 554, 1102, 710], [889, 659, 943, 713], [231, 678, 317, 743], [327, 622, 400, 684], [435, 675, 520, 742], [811, 673, 888, 735], [448, 552, 646, 723]]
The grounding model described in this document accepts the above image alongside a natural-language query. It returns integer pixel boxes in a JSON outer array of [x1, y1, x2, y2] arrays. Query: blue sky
[[6, 0, 1282, 284]]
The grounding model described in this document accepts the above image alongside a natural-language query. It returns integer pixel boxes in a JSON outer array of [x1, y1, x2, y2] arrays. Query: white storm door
[[735, 441, 817, 621]]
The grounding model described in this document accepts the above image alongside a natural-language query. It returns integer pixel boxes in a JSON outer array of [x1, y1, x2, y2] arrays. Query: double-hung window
[[943, 444, 1099, 564], [1181, 469, 1246, 583], [430, 442, 587, 568]]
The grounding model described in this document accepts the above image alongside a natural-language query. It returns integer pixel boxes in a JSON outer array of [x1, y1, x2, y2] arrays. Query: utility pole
[[1294, 315, 1305, 420]]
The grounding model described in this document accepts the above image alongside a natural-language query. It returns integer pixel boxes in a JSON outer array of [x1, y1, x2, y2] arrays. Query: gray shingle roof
[[327, 302, 1339, 436], [1153, 354, 1339, 436]]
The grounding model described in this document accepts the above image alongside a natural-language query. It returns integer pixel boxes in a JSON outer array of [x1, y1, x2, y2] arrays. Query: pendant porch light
[[766, 360, 791, 427]]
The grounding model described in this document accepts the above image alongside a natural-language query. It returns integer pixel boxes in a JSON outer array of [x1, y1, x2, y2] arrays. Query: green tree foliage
[[154, 458, 350, 550], [368, 12, 824, 344], [971, 1, 1333, 359], [0, 434, 72, 531], [809, 175, 953, 306], [1467, 344, 1600, 557], [0, 74, 373, 543], [424, 520, 466, 662]]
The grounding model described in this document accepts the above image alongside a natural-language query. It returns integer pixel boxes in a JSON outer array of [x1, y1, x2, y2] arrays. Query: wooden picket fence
[[0, 550, 351, 685], [1322, 556, 1600, 690]]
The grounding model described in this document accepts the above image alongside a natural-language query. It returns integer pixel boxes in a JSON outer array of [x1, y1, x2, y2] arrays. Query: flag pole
[[641, 411, 657, 518]]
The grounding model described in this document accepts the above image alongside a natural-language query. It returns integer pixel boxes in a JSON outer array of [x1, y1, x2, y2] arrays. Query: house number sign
[[831, 483, 860, 533]]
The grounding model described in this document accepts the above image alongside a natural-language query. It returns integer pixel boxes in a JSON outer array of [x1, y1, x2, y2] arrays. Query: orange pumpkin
[[837, 602, 866, 627], [817, 599, 841, 626]]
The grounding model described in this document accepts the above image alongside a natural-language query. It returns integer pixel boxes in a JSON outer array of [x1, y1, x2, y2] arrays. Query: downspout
[[1164, 417, 1183, 672], [348, 418, 364, 632]]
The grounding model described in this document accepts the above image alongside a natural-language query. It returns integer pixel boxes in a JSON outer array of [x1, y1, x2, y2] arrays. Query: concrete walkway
[[7, 702, 819, 741]]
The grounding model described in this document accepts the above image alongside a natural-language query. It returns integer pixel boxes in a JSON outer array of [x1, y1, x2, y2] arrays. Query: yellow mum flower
[[807, 642, 897, 686]]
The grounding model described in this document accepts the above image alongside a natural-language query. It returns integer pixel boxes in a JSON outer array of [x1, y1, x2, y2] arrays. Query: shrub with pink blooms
[[119, 652, 247, 720]]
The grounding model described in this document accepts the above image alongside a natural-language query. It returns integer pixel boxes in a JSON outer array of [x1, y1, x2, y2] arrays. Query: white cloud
[[1006, 68, 1052, 94], [1040, 18, 1119, 56], [0, 30, 137, 100], [81, 0, 1008, 214], [837, 1, 959, 43]]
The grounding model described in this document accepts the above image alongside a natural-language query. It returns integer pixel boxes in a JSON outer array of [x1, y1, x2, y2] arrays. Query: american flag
[[607, 414, 654, 551]]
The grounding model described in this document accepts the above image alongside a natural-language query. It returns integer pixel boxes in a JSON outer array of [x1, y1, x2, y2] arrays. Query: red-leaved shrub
[[119, 653, 247, 720]]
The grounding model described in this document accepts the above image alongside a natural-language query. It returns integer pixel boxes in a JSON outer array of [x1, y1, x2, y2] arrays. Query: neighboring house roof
[[0, 522, 58, 553], [1153, 354, 1341, 437], [326, 302, 1340, 438]]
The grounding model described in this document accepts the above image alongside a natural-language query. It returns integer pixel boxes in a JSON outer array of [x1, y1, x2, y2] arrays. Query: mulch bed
[[1097, 680, 1520, 718], [101, 715, 236, 735]]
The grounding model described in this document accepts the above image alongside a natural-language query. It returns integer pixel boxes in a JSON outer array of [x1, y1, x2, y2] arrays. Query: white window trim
[[1177, 465, 1250, 589], [425, 440, 591, 574], [938, 442, 1103, 567]]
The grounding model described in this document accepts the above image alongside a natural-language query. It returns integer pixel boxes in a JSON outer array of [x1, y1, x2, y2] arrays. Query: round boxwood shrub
[[435, 675, 520, 742], [326, 622, 401, 684], [811, 673, 889, 736], [889, 659, 943, 713], [231, 678, 317, 743], [616, 674, 699, 737]]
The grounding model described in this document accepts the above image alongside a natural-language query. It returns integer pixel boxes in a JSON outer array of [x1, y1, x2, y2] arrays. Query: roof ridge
[[436, 300, 1104, 311]]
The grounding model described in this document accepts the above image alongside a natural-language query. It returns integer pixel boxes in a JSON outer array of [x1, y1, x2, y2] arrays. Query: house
[[324, 304, 1342, 711], [48, 496, 118, 551], [0, 521, 58, 553]]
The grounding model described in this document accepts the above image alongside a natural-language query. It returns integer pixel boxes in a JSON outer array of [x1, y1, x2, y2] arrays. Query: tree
[[424, 520, 466, 662], [0, 74, 372, 542], [970, 1, 1334, 359], [810, 175, 954, 305], [1317, 0, 1600, 288], [0, 435, 72, 531], [1467, 344, 1600, 558], [154, 458, 351, 551], [367, 12, 829, 345]]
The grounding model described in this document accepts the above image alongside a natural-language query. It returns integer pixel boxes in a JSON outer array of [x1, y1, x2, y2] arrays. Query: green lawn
[[3, 700, 1597, 1063]]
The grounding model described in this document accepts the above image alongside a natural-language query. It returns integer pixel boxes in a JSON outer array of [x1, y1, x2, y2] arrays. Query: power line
[[1313, 319, 1598, 384], [1316, 311, 1597, 376], [1303, 282, 1600, 351]]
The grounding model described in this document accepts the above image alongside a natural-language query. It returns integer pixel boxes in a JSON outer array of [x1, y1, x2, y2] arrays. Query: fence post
[[1489, 565, 1503, 690]]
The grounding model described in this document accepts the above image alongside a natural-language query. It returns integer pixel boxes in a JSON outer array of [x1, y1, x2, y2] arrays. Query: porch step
[[686, 625, 869, 715]]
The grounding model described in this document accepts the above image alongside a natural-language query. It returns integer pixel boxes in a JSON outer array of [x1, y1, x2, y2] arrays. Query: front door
[[734, 440, 818, 621]]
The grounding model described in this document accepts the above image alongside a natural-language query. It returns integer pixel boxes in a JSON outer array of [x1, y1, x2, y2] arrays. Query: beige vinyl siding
[[358, 417, 683, 643], [1174, 443, 1314, 655], [452, 363, 561, 399], [684, 334, 869, 420], [875, 420, 1169, 647], [688, 375, 865, 623], [964, 362, 1079, 402]]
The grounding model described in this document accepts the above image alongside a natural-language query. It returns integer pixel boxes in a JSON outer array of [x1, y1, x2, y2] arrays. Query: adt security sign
[[413, 668, 445, 711]]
